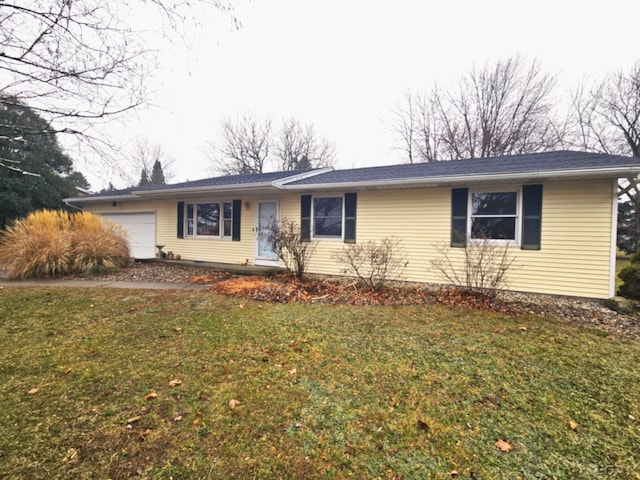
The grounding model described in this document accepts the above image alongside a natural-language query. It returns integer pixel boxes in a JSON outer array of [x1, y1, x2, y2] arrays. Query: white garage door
[[101, 212, 156, 259]]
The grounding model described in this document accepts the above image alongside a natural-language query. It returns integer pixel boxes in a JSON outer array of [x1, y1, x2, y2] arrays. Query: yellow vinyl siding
[[291, 180, 615, 299], [85, 198, 256, 265], [84, 178, 615, 298]]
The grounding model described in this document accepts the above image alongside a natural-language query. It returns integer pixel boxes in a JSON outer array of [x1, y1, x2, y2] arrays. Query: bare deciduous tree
[[569, 63, 640, 158], [276, 117, 336, 171], [128, 138, 176, 186], [208, 115, 272, 175], [391, 56, 561, 162], [208, 115, 336, 174], [0, 0, 236, 173]]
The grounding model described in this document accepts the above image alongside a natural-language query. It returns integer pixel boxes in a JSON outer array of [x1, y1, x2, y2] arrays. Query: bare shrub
[[262, 218, 317, 278], [430, 238, 516, 301], [0, 210, 129, 279], [333, 237, 407, 290], [71, 212, 130, 274]]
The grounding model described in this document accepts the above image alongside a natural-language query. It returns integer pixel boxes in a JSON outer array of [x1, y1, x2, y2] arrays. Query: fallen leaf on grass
[[144, 392, 157, 400], [569, 421, 579, 431], [27, 388, 38, 395], [62, 447, 79, 463], [127, 415, 142, 424], [173, 326, 182, 332], [229, 399, 241, 409], [495, 439, 513, 452], [169, 379, 182, 387], [519, 326, 528, 331], [64, 368, 72, 375], [173, 415, 183, 422], [288, 368, 297, 375]]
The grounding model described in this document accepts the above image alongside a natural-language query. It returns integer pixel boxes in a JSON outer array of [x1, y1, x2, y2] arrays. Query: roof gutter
[[64, 194, 139, 204], [278, 166, 640, 191]]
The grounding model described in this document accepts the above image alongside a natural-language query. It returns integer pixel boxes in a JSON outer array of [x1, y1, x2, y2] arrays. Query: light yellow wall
[[86, 196, 257, 265], [283, 180, 616, 299], [85, 179, 616, 298]]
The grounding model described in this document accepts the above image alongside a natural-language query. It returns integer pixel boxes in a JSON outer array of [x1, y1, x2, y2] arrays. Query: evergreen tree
[[618, 200, 636, 254], [0, 96, 85, 228], [150, 160, 165, 184], [139, 168, 150, 186]]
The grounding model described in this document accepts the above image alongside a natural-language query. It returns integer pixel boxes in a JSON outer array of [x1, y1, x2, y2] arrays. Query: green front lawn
[[1, 288, 639, 479]]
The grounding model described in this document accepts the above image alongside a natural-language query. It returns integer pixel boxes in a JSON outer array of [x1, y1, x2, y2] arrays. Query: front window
[[313, 197, 343, 238], [470, 191, 518, 241], [223, 202, 232, 237], [185, 202, 233, 238], [197, 203, 219, 236]]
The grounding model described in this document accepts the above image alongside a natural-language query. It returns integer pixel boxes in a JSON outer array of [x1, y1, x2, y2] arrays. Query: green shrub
[[618, 262, 640, 299], [0, 210, 129, 279], [603, 296, 636, 314]]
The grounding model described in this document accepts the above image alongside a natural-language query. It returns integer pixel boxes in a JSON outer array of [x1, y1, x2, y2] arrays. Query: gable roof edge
[[271, 167, 334, 187]]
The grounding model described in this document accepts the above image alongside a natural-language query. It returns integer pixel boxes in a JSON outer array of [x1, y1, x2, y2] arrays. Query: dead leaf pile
[[207, 275, 522, 312]]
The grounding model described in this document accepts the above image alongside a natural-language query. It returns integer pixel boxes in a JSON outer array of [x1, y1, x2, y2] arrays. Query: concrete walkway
[[0, 279, 209, 290]]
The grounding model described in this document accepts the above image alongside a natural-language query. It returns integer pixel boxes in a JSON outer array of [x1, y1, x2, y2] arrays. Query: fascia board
[[279, 166, 640, 191]]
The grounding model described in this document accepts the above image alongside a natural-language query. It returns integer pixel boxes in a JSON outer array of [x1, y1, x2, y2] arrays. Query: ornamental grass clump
[[70, 211, 130, 274], [0, 210, 129, 279], [0, 210, 73, 279]]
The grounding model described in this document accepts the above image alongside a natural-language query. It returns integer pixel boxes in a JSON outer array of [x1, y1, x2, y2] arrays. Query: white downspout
[[609, 179, 619, 298]]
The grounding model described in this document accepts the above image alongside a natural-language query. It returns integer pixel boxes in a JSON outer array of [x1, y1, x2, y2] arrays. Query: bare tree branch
[[391, 56, 561, 162], [0, 0, 237, 175], [275, 117, 336, 171]]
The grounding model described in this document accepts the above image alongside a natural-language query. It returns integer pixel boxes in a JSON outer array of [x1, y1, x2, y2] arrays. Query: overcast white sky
[[83, 0, 640, 190]]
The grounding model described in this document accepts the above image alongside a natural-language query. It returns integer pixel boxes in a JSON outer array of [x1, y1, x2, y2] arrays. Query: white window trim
[[185, 200, 234, 240], [467, 188, 522, 246], [311, 195, 345, 240]]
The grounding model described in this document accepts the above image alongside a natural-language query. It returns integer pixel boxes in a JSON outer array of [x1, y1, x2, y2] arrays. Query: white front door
[[256, 201, 279, 266]]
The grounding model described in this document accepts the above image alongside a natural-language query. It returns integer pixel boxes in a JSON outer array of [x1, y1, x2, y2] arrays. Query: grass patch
[[1, 288, 639, 479]]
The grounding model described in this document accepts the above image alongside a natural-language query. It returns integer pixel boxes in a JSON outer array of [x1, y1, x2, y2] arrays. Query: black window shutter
[[177, 202, 184, 239], [451, 188, 468, 247], [232, 199, 242, 241], [344, 192, 357, 243], [301, 195, 312, 241], [521, 184, 543, 250]]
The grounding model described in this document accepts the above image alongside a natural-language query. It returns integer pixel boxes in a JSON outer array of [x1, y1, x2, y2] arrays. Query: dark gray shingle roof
[[136, 169, 316, 191], [287, 151, 640, 186], [80, 169, 317, 199], [73, 151, 640, 202]]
